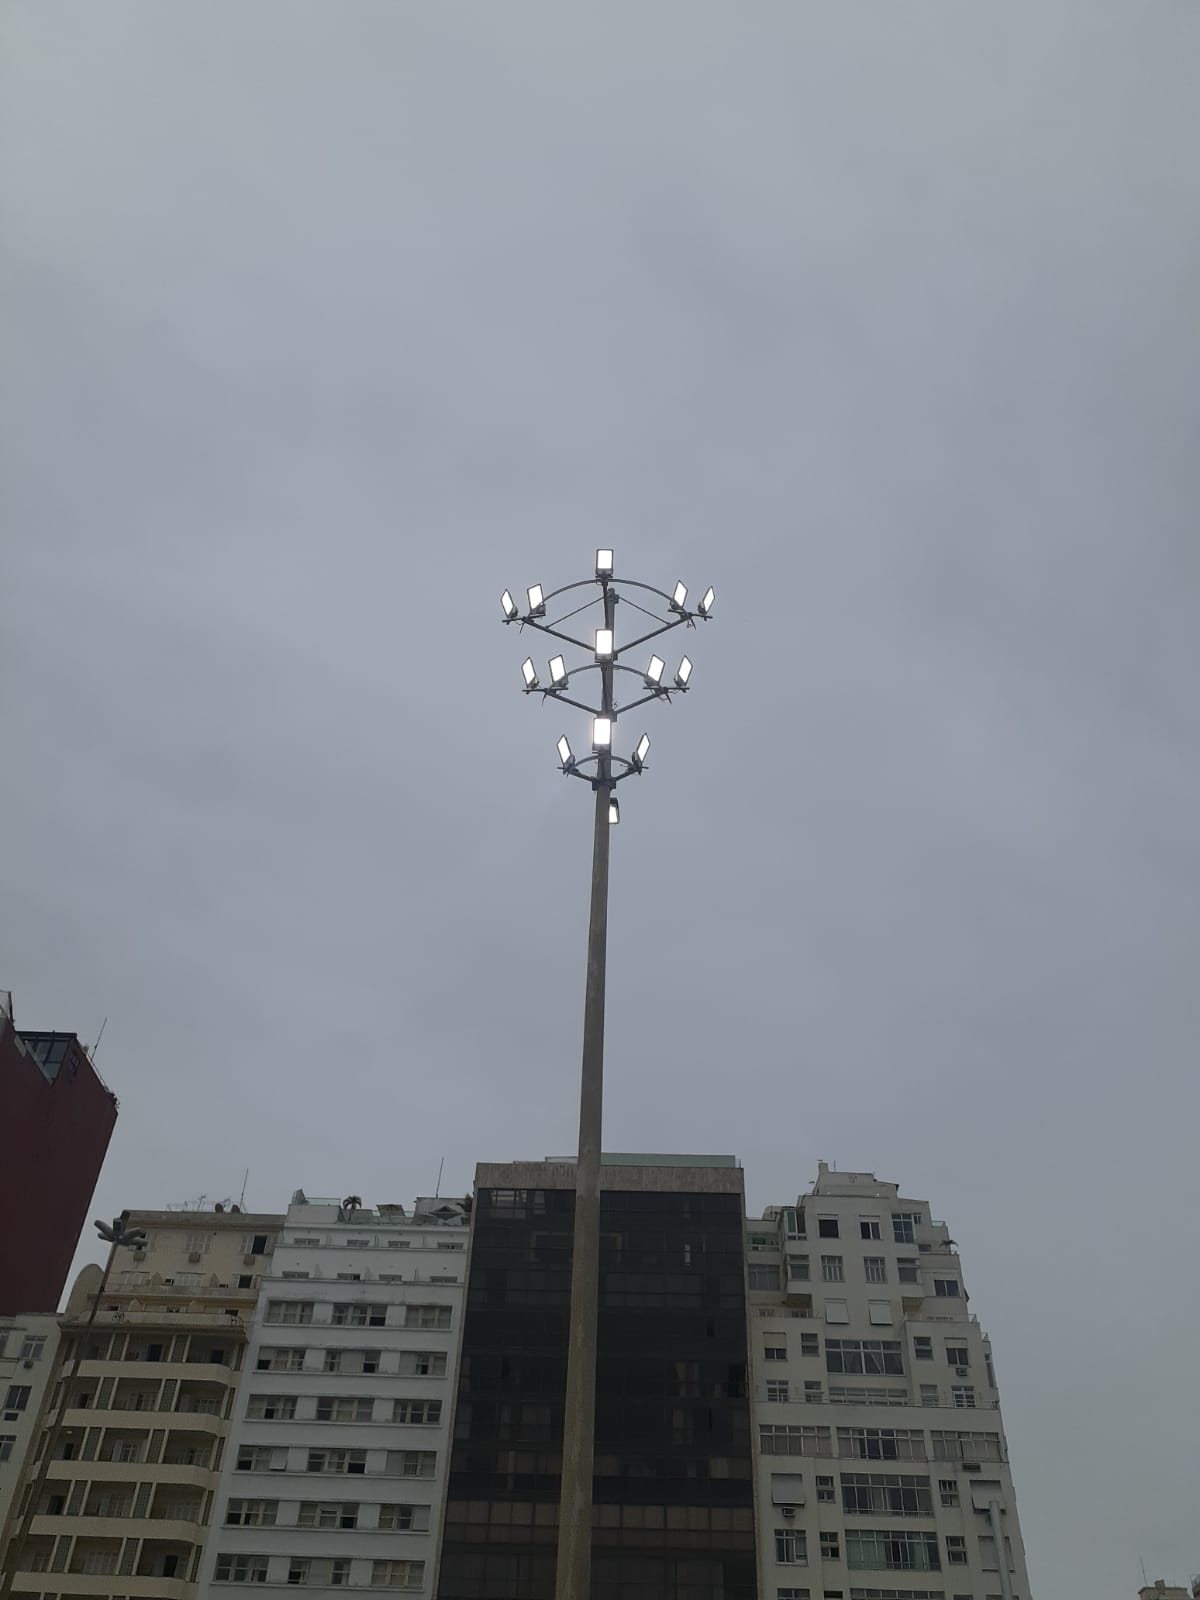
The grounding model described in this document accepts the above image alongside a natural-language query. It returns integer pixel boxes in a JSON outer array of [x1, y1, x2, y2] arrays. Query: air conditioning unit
[[243, 1255, 257, 1267], [955, 1366, 970, 1377], [781, 1506, 796, 1519], [962, 1462, 981, 1472], [188, 1252, 202, 1264], [23, 1359, 35, 1369], [133, 1250, 146, 1262]]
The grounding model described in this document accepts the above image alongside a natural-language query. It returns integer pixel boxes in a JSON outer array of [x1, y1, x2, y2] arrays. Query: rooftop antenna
[[90, 1017, 108, 1063], [1140, 1557, 1148, 1586], [239, 1170, 249, 1210], [435, 1157, 445, 1199]]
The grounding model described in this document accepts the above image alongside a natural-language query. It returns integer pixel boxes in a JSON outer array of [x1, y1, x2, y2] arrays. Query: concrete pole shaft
[[554, 780, 610, 1600]]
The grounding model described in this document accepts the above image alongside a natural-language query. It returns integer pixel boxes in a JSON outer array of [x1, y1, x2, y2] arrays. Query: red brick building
[[0, 991, 118, 1314]]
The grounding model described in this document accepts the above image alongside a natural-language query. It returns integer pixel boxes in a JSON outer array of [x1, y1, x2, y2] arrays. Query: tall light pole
[[0, 1215, 146, 1600], [500, 552, 714, 1600]]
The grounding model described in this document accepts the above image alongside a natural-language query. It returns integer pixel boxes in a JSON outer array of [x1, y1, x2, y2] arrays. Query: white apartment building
[[748, 1163, 1030, 1600], [196, 1191, 470, 1600], [0, 1314, 61, 1549]]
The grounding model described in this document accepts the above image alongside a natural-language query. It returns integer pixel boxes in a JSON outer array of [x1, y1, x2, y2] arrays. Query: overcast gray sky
[[3, 3, 1198, 1591]]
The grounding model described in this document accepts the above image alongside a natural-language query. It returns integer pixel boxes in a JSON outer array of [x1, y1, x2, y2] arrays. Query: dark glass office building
[[438, 1158, 756, 1600]]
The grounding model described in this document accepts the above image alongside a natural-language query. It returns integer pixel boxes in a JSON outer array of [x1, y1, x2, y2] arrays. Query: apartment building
[[748, 1163, 1030, 1600], [2, 1205, 281, 1600], [438, 1154, 757, 1600], [0, 1315, 61, 1547], [196, 1190, 470, 1600]]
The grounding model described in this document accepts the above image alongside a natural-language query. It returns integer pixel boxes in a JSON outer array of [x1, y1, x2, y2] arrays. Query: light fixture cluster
[[501, 551, 714, 823]]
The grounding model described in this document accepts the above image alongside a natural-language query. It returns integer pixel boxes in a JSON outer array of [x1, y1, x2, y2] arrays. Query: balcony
[[13, 1573, 190, 1600]]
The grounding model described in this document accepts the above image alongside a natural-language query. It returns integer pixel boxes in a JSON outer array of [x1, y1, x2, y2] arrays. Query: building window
[[238, 1275, 254, 1289], [766, 1381, 790, 1403], [844, 1529, 941, 1572], [933, 1279, 960, 1299], [225, 1498, 278, 1526], [938, 1479, 959, 1508], [324, 1349, 381, 1375], [951, 1387, 976, 1410], [978, 1534, 1015, 1572], [775, 1528, 808, 1565], [837, 1428, 926, 1462], [391, 1399, 442, 1425], [787, 1255, 811, 1282], [388, 1450, 436, 1478], [243, 1235, 272, 1256], [292, 1236, 322, 1248], [377, 1504, 432, 1532], [317, 1396, 374, 1423], [331, 1303, 388, 1327], [819, 1532, 840, 1560], [265, 1301, 313, 1325], [215, 1555, 269, 1583], [398, 1351, 446, 1377], [386, 1240, 411, 1249], [828, 1387, 906, 1408], [840, 1472, 933, 1516], [750, 1264, 782, 1291], [0, 1436, 14, 1464], [818, 1217, 840, 1239], [436, 1240, 465, 1250], [929, 1430, 1003, 1462], [800, 1332, 820, 1358], [946, 1536, 968, 1565], [336, 1273, 362, 1282], [862, 1257, 887, 1284], [815, 1475, 836, 1503], [825, 1340, 903, 1377], [919, 1386, 939, 1408], [867, 1303, 893, 1327], [236, 1446, 285, 1471], [4, 1386, 31, 1412], [370, 1559, 424, 1590], [281, 1271, 311, 1281], [946, 1346, 969, 1367], [346, 1238, 372, 1249], [777, 1591, 811, 1600], [306, 1448, 368, 1475], [287, 1559, 312, 1585], [19, 1336, 47, 1361], [760, 1425, 832, 1457], [891, 1214, 920, 1245], [185, 1232, 212, 1254], [257, 1347, 306, 1372], [783, 1207, 805, 1239], [246, 1394, 297, 1420], [912, 1338, 932, 1361], [821, 1256, 844, 1283], [404, 1305, 451, 1330], [859, 1218, 881, 1241], [765, 1342, 788, 1362], [897, 1259, 921, 1285], [297, 1502, 359, 1529], [803, 1381, 823, 1403], [824, 1300, 850, 1325]]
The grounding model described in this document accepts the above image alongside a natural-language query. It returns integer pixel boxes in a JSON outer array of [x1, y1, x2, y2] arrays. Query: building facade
[[0, 992, 118, 1317], [2, 1205, 281, 1600], [196, 1191, 470, 1600], [0, 1315, 61, 1551], [439, 1155, 757, 1600], [748, 1163, 1030, 1600]]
